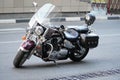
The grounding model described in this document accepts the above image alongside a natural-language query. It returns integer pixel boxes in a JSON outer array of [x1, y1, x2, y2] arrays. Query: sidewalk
[[0, 15, 119, 24]]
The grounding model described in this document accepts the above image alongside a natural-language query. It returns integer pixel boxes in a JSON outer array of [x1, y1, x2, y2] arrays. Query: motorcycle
[[13, 3, 99, 68]]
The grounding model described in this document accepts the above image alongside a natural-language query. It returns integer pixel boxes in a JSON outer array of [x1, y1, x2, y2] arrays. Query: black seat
[[74, 25, 88, 33], [67, 25, 88, 33], [64, 28, 79, 41]]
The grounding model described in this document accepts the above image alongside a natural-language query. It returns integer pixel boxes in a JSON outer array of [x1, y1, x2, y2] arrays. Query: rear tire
[[13, 50, 28, 68], [69, 47, 89, 62]]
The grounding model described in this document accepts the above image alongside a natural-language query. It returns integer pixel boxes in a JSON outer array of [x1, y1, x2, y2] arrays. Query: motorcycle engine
[[49, 49, 68, 60]]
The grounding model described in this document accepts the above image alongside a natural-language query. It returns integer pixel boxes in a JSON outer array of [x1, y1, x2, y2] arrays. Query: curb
[[0, 16, 119, 24]]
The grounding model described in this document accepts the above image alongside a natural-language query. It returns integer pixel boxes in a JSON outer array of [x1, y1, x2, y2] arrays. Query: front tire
[[13, 50, 28, 68], [69, 47, 89, 62]]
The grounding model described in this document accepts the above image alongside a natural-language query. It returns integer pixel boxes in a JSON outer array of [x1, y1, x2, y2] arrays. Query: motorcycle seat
[[67, 25, 88, 33], [64, 28, 79, 41]]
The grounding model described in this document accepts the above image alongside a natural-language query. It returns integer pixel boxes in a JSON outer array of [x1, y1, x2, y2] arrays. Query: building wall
[[0, 0, 91, 13]]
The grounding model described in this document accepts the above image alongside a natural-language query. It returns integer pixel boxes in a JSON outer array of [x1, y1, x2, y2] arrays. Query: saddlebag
[[82, 33, 99, 48]]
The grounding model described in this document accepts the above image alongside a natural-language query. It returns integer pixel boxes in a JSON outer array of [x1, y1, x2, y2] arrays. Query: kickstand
[[53, 60, 57, 66]]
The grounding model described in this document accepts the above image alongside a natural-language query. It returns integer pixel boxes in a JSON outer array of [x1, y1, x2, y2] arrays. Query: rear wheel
[[69, 47, 89, 62], [13, 50, 29, 68]]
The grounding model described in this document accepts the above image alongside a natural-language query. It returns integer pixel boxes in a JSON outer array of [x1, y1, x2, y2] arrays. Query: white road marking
[[0, 28, 25, 32], [100, 34, 120, 37], [0, 28, 25, 33], [0, 40, 22, 44], [0, 19, 16, 23]]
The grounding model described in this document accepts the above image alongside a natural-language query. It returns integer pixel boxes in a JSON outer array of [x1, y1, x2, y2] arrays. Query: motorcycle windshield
[[29, 3, 55, 28]]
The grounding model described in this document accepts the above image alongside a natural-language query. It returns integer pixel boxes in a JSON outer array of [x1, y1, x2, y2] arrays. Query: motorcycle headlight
[[35, 26, 44, 35]]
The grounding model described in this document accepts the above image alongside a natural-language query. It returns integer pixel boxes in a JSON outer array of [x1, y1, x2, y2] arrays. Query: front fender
[[20, 40, 36, 52]]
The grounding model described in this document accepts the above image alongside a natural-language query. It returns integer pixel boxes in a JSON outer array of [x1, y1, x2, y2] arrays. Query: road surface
[[0, 20, 120, 80]]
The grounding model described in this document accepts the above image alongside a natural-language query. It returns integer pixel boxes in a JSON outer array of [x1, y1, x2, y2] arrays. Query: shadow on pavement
[[13, 60, 92, 69]]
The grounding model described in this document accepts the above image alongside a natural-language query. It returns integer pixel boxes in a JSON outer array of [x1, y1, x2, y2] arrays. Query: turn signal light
[[22, 36, 26, 40], [36, 45, 41, 49]]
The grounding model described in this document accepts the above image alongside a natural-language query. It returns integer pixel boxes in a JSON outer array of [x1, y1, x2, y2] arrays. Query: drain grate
[[47, 68, 120, 80]]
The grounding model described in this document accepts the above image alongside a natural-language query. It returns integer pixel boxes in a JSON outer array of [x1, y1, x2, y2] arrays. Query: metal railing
[[107, 0, 120, 14]]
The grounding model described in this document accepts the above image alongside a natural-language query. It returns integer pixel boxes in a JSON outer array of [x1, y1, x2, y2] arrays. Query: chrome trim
[[20, 47, 29, 52]]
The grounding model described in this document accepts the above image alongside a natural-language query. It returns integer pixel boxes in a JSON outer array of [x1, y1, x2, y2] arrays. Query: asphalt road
[[0, 20, 120, 80]]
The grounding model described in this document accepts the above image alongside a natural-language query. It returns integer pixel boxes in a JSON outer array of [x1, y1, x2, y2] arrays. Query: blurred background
[[0, 0, 119, 19]]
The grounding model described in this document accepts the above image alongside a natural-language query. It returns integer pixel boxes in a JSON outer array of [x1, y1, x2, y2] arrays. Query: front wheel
[[13, 50, 29, 68], [69, 47, 89, 62]]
